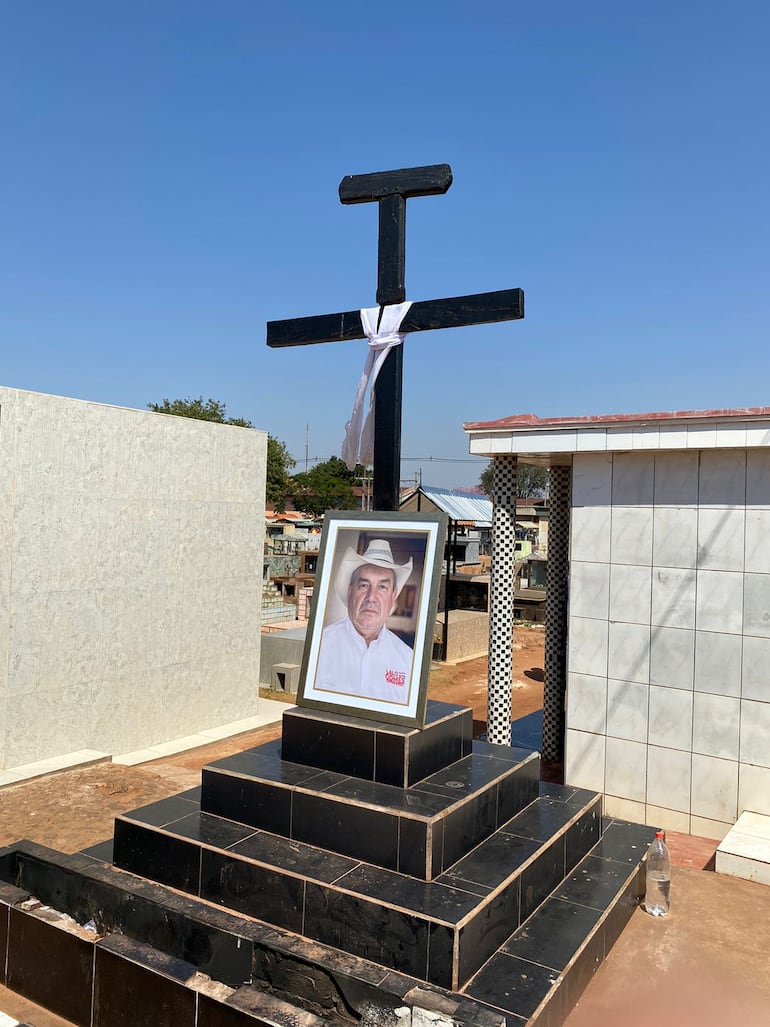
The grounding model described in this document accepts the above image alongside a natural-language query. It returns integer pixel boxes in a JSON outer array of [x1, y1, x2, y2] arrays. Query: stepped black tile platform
[[1, 702, 657, 1027]]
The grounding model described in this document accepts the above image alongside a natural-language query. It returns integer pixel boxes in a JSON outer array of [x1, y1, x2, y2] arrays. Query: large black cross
[[267, 164, 524, 511]]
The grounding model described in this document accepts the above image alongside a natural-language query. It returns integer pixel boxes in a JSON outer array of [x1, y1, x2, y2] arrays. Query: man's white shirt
[[315, 617, 413, 703]]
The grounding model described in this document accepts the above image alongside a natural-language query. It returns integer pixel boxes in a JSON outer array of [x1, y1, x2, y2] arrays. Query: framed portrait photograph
[[297, 510, 448, 728]]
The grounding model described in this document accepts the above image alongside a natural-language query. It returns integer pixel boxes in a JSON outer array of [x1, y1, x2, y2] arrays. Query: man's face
[[347, 564, 397, 643]]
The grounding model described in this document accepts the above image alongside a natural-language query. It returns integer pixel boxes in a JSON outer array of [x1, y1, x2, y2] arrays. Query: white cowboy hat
[[334, 539, 413, 606]]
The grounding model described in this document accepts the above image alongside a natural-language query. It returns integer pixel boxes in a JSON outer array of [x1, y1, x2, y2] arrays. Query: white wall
[[0, 387, 266, 770], [565, 449, 770, 839]]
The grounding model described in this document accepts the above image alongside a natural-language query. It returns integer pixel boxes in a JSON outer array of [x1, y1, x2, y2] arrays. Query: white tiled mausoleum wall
[[565, 448, 770, 839], [0, 387, 266, 771]]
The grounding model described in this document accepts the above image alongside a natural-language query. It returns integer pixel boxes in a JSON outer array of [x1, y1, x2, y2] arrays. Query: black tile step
[[198, 738, 540, 880], [460, 819, 657, 1026], [112, 783, 603, 992]]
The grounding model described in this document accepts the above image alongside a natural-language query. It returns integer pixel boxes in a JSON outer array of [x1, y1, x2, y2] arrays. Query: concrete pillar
[[487, 455, 518, 745], [542, 464, 571, 761]]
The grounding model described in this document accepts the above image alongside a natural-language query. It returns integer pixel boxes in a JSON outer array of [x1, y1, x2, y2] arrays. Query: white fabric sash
[[341, 301, 412, 471]]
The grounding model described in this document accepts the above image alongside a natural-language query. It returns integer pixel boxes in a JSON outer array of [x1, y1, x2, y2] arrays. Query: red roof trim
[[463, 407, 770, 432]]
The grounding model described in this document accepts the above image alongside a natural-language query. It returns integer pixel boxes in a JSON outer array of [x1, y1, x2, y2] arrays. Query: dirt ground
[[0, 626, 545, 855]]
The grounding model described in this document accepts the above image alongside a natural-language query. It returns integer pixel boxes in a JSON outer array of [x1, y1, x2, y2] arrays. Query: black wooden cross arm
[[266, 288, 524, 348], [265, 163, 525, 511]]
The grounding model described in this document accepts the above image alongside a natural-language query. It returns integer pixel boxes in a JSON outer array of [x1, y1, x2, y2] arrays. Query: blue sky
[[2, 2, 769, 489]]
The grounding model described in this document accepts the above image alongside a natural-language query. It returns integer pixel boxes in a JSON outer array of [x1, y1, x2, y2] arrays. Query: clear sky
[[2, 2, 769, 490]]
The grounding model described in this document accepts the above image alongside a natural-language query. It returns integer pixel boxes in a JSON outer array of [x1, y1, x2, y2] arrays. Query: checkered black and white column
[[487, 455, 517, 745], [542, 464, 571, 761]]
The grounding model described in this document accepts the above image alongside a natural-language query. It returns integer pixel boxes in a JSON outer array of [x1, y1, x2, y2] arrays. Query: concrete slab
[[716, 810, 770, 885]]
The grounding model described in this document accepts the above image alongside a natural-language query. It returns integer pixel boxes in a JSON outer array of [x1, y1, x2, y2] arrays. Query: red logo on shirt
[[385, 669, 406, 686]]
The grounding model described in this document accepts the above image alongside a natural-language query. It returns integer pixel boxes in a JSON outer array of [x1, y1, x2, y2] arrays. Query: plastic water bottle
[[644, 830, 671, 917]]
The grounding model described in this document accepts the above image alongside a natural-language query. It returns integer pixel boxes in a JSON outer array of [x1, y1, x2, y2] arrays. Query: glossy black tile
[[565, 802, 601, 873], [229, 831, 359, 884], [303, 881, 429, 980], [519, 839, 565, 922], [465, 951, 561, 1022], [199, 850, 304, 932], [497, 760, 540, 826], [603, 864, 644, 955], [7, 907, 95, 1026], [398, 815, 429, 878], [200, 769, 292, 835], [93, 935, 196, 1026], [471, 740, 534, 764], [503, 897, 601, 970], [440, 787, 498, 871], [502, 796, 585, 842], [561, 921, 604, 1021], [427, 920, 456, 988], [555, 854, 633, 911], [0, 904, 8, 985], [164, 811, 257, 849], [281, 713, 376, 779], [439, 831, 540, 893], [291, 791, 399, 870], [123, 794, 199, 827], [198, 993, 267, 1026], [79, 838, 114, 864], [113, 819, 200, 894], [325, 775, 449, 815], [225, 985, 330, 1027], [333, 864, 478, 924], [457, 878, 521, 986], [592, 821, 656, 865]]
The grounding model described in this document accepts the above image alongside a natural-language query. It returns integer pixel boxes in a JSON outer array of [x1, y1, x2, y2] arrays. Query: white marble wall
[[0, 387, 266, 770], [565, 449, 770, 838]]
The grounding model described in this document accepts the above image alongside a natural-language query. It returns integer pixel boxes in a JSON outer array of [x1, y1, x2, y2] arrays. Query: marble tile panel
[[611, 453, 654, 506], [569, 561, 610, 620], [746, 450, 770, 505], [696, 570, 744, 634], [571, 505, 611, 564], [602, 795, 646, 822], [689, 815, 732, 840], [572, 453, 612, 506], [609, 564, 651, 624], [568, 616, 608, 678], [605, 427, 635, 450], [686, 424, 717, 449], [649, 625, 694, 690], [646, 745, 691, 813], [653, 451, 699, 505], [648, 684, 693, 750], [651, 567, 696, 629], [605, 737, 647, 803], [715, 423, 749, 448], [697, 508, 746, 572], [694, 631, 742, 697], [657, 427, 690, 451], [743, 573, 770, 637], [693, 693, 740, 759], [698, 450, 746, 507], [633, 426, 661, 450], [576, 428, 608, 451], [566, 673, 607, 735], [607, 621, 650, 684], [745, 424, 770, 449], [739, 700, 770, 768], [741, 635, 770, 701], [565, 729, 605, 794], [645, 805, 691, 834], [610, 507, 653, 566], [745, 510, 770, 574], [738, 763, 770, 817], [606, 679, 648, 743], [652, 508, 698, 570], [691, 753, 739, 823]]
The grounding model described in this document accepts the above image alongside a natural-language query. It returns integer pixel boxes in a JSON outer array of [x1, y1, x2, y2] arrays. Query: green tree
[[147, 397, 295, 508], [290, 456, 357, 518], [479, 461, 549, 498]]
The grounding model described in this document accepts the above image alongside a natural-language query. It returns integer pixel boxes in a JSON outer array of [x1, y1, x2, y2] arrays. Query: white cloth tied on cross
[[341, 301, 412, 471]]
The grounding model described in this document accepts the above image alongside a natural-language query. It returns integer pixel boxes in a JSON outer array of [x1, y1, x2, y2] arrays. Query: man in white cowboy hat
[[315, 539, 414, 702]]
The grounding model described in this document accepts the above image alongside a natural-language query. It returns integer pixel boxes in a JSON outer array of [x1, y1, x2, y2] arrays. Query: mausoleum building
[[465, 406, 770, 838]]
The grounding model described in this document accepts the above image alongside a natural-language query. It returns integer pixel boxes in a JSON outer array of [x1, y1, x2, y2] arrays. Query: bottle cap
[[655, 830, 664, 839]]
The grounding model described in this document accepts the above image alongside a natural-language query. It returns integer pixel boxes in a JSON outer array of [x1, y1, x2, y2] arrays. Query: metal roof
[[414, 486, 493, 526]]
